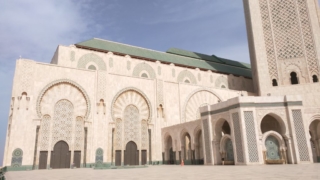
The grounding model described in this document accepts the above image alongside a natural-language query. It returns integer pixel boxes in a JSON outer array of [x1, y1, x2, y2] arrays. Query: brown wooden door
[[39, 151, 48, 169], [51, 141, 70, 169], [141, 150, 147, 165], [74, 151, 81, 168], [115, 150, 121, 166], [124, 141, 138, 166]]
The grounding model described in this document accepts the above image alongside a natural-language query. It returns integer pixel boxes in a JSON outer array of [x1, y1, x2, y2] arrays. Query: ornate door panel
[[51, 141, 71, 169], [124, 141, 138, 165], [265, 136, 280, 160], [39, 151, 48, 169], [141, 150, 147, 165], [115, 150, 121, 166], [74, 151, 81, 168]]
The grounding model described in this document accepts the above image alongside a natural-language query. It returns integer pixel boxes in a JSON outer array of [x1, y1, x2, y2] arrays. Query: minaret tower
[[243, 0, 320, 96]]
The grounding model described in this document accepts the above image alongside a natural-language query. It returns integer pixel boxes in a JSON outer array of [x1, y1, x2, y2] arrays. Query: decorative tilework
[[141, 120, 148, 149], [17, 61, 34, 95], [74, 116, 83, 150], [177, 70, 197, 84], [259, 0, 279, 80], [95, 148, 103, 167], [244, 111, 259, 162], [77, 53, 106, 70], [202, 119, 212, 163], [232, 112, 244, 163], [132, 63, 156, 79], [124, 105, 140, 145], [52, 100, 73, 148], [297, 0, 319, 76], [97, 71, 107, 101], [40, 115, 51, 150], [292, 110, 310, 161], [115, 119, 122, 150], [11, 148, 23, 168]]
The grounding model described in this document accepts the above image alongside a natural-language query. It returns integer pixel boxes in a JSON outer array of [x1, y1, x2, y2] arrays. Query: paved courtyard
[[4, 164, 320, 180]]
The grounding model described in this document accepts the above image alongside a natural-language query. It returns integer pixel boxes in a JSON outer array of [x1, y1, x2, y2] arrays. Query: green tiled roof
[[75, 38, 252, 78]]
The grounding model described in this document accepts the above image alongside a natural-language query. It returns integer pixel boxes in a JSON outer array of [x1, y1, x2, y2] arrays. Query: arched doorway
[[181, 132, 192, 164], [50, 141, 70, 169], [260, 114, 287, 164], [124, 141, 139, 166], [214, 119, 233, 165], [165, 135, 175, 164], [309, 120, 320, 163]]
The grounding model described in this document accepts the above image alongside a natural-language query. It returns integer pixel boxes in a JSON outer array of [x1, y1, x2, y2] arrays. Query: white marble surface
[[5, 164, 320, 180]]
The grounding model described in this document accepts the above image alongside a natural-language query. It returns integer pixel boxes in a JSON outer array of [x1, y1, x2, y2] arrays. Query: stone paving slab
[[5, 164, 320, 180]]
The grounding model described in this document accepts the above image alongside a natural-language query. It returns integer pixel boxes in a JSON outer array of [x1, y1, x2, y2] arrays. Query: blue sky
[[1, 0, 317, 166]]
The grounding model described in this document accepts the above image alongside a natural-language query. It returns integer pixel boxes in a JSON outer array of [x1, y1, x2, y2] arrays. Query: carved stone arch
[[215, 76, 228, 89], [132, 62, 156, 79], [259, 112, 287, 136], [111, 87, 152, 122], [177, 70, 197, 84], [285, 63, 306, 84], [37, 79, 90, 119], [219, 134, 232, 153], [213, 118, 232, 138], [77, 53, 106, 70], [180, 129, 192, 143], [183, 88, 222, 122], [262, 131, 286, 151], [163, 132, 174, 152]]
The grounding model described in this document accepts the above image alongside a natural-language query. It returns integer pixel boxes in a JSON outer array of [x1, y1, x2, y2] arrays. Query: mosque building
[[3, 0, 320, 170]]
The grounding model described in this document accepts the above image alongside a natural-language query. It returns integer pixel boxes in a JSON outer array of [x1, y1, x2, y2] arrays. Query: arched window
[[88, 65, 97, 70], [290, 72, 299, 85], [141, 73, 148, 78], [312, 75, 318, 83], [272, 79, 278, 86], [184, 79, 190, 83]]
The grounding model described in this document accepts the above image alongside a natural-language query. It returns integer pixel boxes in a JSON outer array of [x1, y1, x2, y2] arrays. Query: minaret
[[243, 0, 320, 96]]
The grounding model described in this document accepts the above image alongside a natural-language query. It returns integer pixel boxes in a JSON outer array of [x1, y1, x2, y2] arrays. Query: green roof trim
[[75, 38, 252, 78], [166, 48, 224, 63]]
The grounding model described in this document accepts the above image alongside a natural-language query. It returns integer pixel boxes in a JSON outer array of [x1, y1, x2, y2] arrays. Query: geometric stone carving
[[124, 105, 140, 145], [40, 115, 51, 150], [215, 76, 228, 89], [184, 90, 219, 122], [244, 111, 259, 162], [74, 116, 84, 151], [232, 112, 244, 163], [77, 53, 106, 70], [38, 81, 88, 119], [112, 88, 151, 122], [115, 119, 122, 150], [52, 99, 73, 148], [141, 120, 148, 149], [156, 80, 164, 106], [17, 60, 34, 95], [177, 70, 197, 84], [11, 148, 23, 167], [97, 71, 107, 101], [132, 63, 156, 79], [292, 109, 310, 161]]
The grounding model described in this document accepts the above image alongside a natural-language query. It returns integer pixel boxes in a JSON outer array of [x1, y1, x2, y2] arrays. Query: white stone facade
[[4, 0, 320, 170]]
